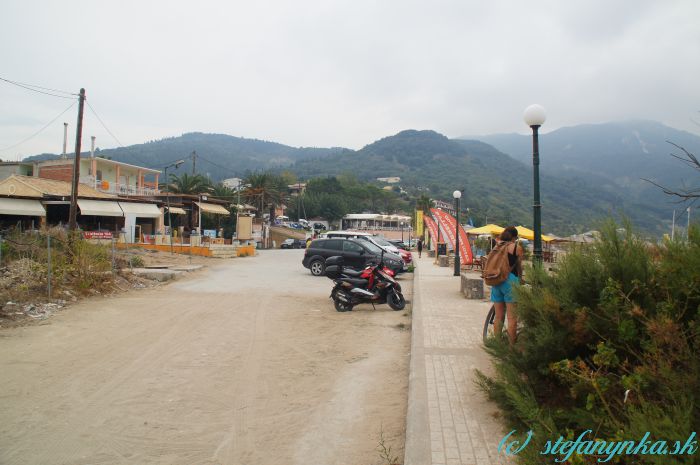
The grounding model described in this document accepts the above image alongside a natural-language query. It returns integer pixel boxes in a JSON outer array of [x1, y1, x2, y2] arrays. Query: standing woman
[[490, 226, 524, 345], [417, 238, 423, 258]]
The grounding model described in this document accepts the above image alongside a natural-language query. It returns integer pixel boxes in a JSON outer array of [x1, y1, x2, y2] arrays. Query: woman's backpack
[[482, 240, 516, 286]]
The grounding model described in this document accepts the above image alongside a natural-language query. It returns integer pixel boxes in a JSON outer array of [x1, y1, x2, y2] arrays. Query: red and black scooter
[[325, 255, 406, 312]]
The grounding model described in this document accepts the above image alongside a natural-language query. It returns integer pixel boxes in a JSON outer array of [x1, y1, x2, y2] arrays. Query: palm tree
[[211, 183, 235, 200], [166, 173, 212, 195], [416, 194, 433, 212], [243, 172, 288, 219]]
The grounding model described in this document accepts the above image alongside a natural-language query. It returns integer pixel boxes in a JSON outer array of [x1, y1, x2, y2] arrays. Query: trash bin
[[437, 242, 447, 256]]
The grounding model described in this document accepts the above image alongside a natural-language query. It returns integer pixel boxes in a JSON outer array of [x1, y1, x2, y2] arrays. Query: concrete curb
[[404, 259, 431, 465]]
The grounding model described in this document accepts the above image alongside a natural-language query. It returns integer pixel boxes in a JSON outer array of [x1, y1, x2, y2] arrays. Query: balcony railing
[[80, 175, 159, 196]]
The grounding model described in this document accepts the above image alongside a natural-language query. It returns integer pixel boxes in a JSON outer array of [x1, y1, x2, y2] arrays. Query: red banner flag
[[430, 208, 473, 265], [424, 216, 439, 246]]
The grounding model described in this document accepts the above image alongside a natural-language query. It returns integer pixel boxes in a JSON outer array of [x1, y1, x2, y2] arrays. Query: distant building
[[288, 183, 306, 196], [341, 213, 411, 231], [222, 177, 242, 189], [432, 199, 456, 216], [0, 162, 34, 181], [377, 177, 401, 184]]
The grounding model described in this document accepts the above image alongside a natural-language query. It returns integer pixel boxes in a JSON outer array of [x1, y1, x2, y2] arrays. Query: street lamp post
[[524, 104, 546, 264], [401, 221, 404, 242], [164, 160, 185, 254], [453, 190, 461, 276]]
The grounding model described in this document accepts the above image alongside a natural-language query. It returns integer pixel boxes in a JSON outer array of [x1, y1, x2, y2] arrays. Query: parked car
[[302, 237, 404, 276], [323, 231, 410, 270], [281, 238, 305, 249], [389, 239, 412, 250], [313, 222, 327, 231]]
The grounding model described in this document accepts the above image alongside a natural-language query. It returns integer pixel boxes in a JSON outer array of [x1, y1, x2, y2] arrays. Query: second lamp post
[[453, 190, 461, 276], [524, 104, 546, 264]]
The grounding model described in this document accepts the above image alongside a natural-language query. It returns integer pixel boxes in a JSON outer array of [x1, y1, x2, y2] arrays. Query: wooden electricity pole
[[68, 88, 86, 231]]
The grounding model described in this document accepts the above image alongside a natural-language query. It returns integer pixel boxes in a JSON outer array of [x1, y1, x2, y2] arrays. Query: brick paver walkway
[[404, 255, 512, 465]]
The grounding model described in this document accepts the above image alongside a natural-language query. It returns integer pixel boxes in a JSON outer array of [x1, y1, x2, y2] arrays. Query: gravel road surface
[[0, 249, 411, 465]]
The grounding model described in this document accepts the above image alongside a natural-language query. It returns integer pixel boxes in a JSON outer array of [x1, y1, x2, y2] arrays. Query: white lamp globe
[[453, 190, 462, 199], [524, 104, 546, 127]]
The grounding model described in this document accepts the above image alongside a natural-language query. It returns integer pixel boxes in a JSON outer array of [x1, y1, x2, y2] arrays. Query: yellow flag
[[415, 210, 424, 238]]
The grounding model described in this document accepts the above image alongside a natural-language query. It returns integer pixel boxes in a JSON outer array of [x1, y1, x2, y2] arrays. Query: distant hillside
[[472, 121, 700, 208], [292, 130, 651, 236], [20, 123, 694, 236], [23, 132, 349, 180]]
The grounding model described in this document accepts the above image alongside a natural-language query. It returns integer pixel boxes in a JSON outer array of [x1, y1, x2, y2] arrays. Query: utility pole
[[68, 88, 86, 231], [191, 151, 197, 175], [672, 210, 676, 241], [62, 123, 68, 158]]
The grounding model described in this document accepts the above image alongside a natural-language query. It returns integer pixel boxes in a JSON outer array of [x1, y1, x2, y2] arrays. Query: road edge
[[403, 257, 431, 465]]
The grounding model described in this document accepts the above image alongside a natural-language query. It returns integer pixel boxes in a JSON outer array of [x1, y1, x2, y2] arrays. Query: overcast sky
[[2, 0, 699, 159]]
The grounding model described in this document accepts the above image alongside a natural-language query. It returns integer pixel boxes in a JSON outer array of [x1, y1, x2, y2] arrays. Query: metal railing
[[79, 175, 159, 196]]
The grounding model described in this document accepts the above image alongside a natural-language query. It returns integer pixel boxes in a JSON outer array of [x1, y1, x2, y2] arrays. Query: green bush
[[478, 219, 700, 464]]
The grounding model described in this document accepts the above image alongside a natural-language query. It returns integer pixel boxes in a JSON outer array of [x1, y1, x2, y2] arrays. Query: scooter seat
[[341, 268, 363, 277], [340, 277, 369, 287]]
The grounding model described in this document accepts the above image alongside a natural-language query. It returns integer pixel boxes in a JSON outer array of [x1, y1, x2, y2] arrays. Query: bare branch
[[643, 141, 700, 202]]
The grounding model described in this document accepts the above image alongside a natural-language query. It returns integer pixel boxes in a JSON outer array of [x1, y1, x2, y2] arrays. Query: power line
[[84, 98, 157, 169], [85, 99, 124, 147], [0, 100, 77, 153], [197, 154, 237, 177], [0, 76, 78, 99]]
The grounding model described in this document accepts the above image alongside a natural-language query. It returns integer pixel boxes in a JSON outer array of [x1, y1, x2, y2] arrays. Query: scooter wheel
[[387, 290, 406, 311], [334, 298, 353, 312]]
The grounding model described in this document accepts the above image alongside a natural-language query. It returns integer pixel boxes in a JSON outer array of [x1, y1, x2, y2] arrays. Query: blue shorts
[[490, 273, 519, 303]]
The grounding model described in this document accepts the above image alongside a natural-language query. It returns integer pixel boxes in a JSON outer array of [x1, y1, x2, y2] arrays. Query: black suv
[[302, 237, 404, 276]]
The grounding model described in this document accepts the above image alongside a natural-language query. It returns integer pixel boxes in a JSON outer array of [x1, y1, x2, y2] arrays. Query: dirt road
[[0, 250, 411, 465]]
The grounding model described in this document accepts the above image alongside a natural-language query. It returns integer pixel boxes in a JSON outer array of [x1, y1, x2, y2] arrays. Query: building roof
[[343, 213, 411, 221], [0, 175, 116, 199]]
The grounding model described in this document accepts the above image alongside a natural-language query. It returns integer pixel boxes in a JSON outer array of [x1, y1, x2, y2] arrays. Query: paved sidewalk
[[404, 255, 512, 465]]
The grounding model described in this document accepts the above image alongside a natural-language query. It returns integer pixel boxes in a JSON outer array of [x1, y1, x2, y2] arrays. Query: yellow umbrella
[[516, 225, 554, 242], [466, 223, 504, 235]]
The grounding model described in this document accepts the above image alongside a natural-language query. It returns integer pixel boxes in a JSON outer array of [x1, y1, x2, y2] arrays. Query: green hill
[[292, 130, 671, 236], [473, 120, 700, 208], [20, 122, 694, 236]]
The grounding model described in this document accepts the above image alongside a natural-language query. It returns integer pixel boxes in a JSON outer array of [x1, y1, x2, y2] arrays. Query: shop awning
[[119, 202, 161, 218], [466, 224, 504, 235], [0, 198, 46, 216], [195, 202, 229, 215], [77, 199, 123, 217], [166, 206, 186, 215], [516, 225, 555, 242]]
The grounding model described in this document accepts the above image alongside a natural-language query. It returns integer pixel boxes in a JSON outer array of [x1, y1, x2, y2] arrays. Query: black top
[[508, 241, 520, 277]]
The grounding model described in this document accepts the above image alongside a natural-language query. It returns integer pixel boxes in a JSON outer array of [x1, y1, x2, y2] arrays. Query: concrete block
[[129, 268, 183, 282], [460, 274, 484, 299], [438, 255, 449, 267]]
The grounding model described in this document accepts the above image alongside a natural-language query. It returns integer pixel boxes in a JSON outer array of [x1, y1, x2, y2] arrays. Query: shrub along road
[[0, 249, 411, 465]]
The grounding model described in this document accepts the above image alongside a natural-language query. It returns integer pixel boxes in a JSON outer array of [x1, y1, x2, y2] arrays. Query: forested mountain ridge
[[18, 122, 694, 236], [472, 120, 700, 208], [23, 132, 349, 179], [292, 130, 643, 235]]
